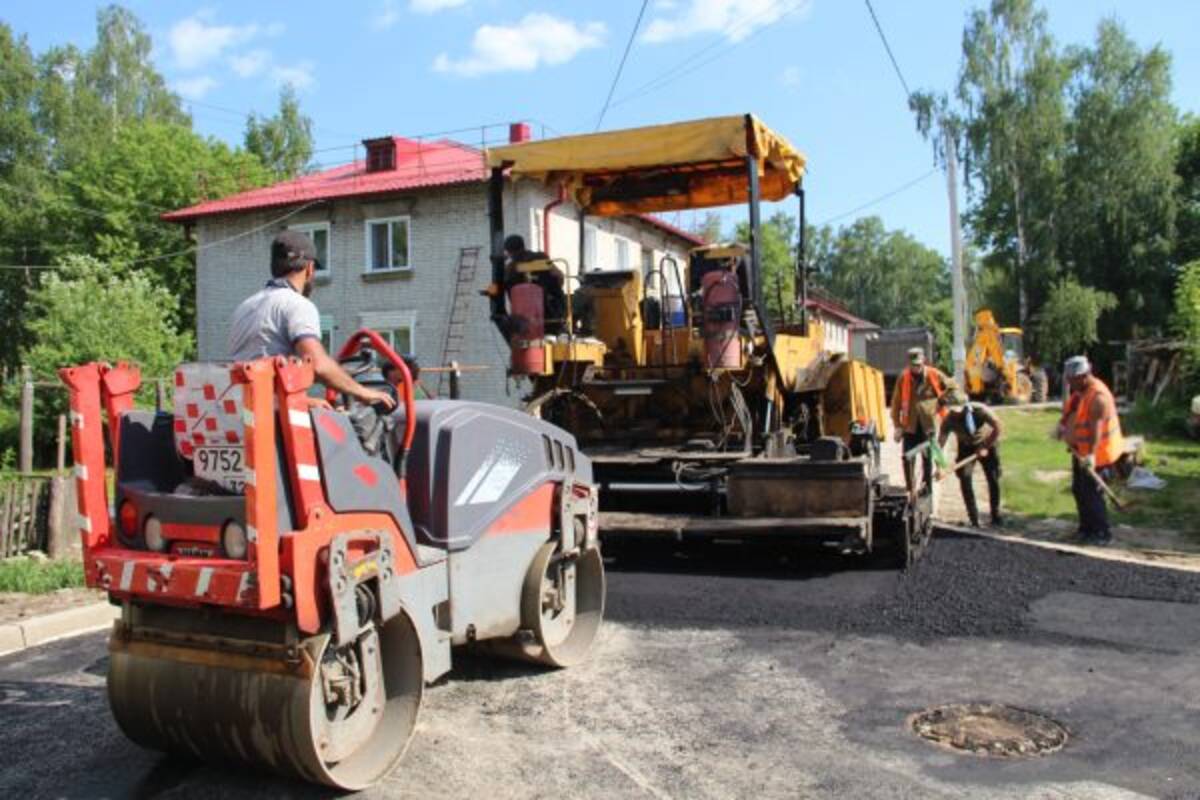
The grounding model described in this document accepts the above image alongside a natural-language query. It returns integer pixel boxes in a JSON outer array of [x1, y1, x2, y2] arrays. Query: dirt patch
[[0, 588, 104, 625], [1033, 469, 1069, 483]]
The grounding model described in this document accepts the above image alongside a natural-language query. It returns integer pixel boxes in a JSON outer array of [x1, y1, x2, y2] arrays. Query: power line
[[608, 0, 808, 111], [815, 169, 937, 226], [863, 0, 912, 101], [595, 0, 650, 132]]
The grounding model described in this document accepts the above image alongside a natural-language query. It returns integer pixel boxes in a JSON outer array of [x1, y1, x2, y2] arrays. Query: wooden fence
[[0, 476, 51, 558]]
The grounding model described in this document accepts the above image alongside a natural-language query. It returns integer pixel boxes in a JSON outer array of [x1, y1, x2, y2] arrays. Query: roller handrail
[[334, 328, 417, 454]]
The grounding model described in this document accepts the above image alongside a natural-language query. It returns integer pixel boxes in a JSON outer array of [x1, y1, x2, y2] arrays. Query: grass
[[0, 556, 86, 593], [994, 404, 1200, 539]]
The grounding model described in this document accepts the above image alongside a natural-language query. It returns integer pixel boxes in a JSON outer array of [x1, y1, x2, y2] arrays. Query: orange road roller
[[59, 329, 605, 789]]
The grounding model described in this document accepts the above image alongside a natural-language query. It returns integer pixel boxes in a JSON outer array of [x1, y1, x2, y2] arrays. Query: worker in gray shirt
[[936, 389, 1003, 528], [228, 230, 395, 411]]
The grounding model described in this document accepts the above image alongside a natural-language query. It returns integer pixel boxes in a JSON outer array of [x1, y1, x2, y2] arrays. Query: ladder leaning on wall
[[437, 246, 481, 397]]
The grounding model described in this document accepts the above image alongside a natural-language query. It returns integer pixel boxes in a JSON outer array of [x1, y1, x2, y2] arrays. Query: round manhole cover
[[909, 703, 1068, 758]]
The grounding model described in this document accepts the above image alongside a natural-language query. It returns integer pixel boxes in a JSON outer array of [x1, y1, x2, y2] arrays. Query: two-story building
[[164, 123, 701, 406]]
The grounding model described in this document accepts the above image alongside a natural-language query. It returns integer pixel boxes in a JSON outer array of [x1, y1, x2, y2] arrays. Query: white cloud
[[411, 0, 469, 13], [780, 65, 802, 89], [271, 62, 316, 90], [372, 0, 401, 30], [174, 75, 218, 99], [230, 49, 270, 78], [643, 0, 811, 44], [433, 13, 605, 77], [167, 11, 261, 70]]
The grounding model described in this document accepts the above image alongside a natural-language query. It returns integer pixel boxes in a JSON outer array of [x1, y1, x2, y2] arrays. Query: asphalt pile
[[605, 534, 1200, 642]]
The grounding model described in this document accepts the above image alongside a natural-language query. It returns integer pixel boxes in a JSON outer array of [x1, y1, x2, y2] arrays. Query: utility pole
[[944, 128, 967, 387]]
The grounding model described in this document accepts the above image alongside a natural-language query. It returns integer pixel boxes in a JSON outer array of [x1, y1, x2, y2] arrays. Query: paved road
[[2, 535, 1199, 799]]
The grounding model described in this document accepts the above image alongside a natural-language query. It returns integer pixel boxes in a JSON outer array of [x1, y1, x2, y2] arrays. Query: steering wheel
[[331, 329, 416, 458]]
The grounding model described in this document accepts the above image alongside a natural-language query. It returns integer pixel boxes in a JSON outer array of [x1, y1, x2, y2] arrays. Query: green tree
[[244, 85, 314, 180], [1178, 116, 1200, 267], [1172, 260, 1200, 388], [735, 211, 797, 321], [51, 120, 269, 330], [913, 0, 1070, 330], [23, 254, 192, 378], [1031, 276, 1117, 364], [1058, 19, 1177, 340], [20, 254, 192, 460]]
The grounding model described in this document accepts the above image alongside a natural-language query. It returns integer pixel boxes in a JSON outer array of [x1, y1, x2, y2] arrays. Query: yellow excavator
[[482, 114, 932, 565], [964, 309, 1046, 403]]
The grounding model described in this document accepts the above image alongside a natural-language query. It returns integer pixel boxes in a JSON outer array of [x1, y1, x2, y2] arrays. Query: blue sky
[[5, 1, 1199, 255]]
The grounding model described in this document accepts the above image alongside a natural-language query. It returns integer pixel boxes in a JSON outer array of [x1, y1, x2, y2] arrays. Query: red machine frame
[[59, 342, 417, 635]]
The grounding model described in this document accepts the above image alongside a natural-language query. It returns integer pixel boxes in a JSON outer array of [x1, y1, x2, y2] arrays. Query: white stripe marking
[[194, 567, 213, 596], [74, 464, 88, 480], [241, 409, 256, 427], [246, 525, 258, 543], [119, 561, 134, 591], [78, 515, 92, 533], [243, 470, 256, 487], [297, 464, 321, 482], [236, 571, 252, 600], [288, 409, 312, 428], [454, 451, 498, 507]]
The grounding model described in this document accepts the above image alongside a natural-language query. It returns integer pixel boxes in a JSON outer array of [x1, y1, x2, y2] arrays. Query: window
[[319, 315, 335, 353], [378, 326, 414, 356], [615, 238, 630, 271], [365, 216, 411, 273], [583, 224, 598, 270], [290, 223, 331, 275], [359, 311, 416, 357]]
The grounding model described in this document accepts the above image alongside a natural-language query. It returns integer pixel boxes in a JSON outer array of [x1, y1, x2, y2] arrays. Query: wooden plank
[[20, 480, 34, 554], [0, 482, 14, 558], [27, 479, 42, 553]]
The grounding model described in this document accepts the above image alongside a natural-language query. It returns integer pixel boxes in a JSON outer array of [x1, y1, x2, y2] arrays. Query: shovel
[[935, 452, 981, 482], [1083, 461, 1132, 511]]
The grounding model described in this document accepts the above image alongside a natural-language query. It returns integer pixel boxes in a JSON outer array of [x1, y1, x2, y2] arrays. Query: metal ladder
[[437, 246, 481, 396]]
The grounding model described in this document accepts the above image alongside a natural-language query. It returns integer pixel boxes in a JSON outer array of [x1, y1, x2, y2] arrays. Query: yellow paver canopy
[[485, 114, 806, 216]]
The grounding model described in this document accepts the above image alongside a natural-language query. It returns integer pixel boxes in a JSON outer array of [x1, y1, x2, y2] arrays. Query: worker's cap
[[271, 230, 319, 273], [906, 347, 926, 365], [1063, 355, 1091, 379]]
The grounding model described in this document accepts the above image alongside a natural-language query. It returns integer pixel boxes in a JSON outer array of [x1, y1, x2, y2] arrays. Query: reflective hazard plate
[[194, 447, 245, 492]]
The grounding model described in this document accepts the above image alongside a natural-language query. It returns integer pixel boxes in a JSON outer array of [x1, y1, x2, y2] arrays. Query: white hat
[[1063, 355, 1091, 378]]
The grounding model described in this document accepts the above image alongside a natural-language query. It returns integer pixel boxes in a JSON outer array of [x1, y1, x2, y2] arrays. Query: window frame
[[319, 314, 335, 353], [289, 222, 332, 277], [363, 215, 412, 274]]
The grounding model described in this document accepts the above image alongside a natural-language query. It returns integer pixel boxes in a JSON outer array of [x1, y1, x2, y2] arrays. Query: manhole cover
[[909, 703, 1068, 758]]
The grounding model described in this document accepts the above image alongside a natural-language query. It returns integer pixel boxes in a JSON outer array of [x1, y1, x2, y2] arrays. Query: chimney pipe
[[509, 122, 532, 144]]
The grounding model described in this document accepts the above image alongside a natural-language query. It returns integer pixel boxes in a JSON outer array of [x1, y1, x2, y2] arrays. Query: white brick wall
[[193, 179, 694, 407]]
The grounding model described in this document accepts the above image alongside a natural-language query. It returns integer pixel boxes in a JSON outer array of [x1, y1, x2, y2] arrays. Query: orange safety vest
[[1068, 379, 1124, 468], [897, 366, 947, 428]]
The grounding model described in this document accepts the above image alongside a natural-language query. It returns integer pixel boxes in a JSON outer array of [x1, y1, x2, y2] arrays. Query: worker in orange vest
[[1056, 355, 1125, 545], [890, 347, 952, 494]]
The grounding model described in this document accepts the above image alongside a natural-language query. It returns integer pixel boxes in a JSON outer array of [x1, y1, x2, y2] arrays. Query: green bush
[[1173, 259, 1200, 392], [1033, 277, 1118, 365]]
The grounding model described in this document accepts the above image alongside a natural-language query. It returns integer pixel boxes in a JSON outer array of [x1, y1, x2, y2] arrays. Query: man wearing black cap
[[228, 230, 395, 409], [502, 234, 566, 333]]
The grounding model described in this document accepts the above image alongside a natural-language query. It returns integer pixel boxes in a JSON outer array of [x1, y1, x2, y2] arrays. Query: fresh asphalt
[[1, 533, 1198, 799]]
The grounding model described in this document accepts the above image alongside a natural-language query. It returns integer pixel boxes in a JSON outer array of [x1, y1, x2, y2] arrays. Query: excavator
[[483, 114, 932, 565], [59, 330, 605, 789], [965, 309, 1047, 403]]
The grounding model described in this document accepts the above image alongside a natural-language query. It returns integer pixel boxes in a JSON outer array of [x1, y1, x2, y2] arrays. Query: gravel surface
[[1, 535, 1198, 799]]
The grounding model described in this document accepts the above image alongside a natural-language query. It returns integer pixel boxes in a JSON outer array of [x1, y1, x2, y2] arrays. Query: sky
[[4, 0, 1199, 256]]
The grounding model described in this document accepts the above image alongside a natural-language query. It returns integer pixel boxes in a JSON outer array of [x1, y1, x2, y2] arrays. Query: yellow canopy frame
[[485, 114, 806, 216]]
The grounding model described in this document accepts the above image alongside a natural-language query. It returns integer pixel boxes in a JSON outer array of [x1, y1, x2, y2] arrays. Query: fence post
[[19, 365, 34, 474], [56, 414, 67, 473], [449, 360, 461, 400]]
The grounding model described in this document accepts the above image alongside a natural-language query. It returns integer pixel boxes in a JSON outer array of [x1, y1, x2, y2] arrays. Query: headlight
[[222, 520, 248, 559], [143, 516, 166, 552]]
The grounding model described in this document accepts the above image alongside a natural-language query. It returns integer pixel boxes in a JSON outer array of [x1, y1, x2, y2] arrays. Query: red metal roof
[[162, 137, 487, 223], [804, 291, 878, 329], [163, 136, 705, 248]]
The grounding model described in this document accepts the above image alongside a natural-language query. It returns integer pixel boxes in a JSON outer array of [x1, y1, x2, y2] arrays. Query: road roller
[[59, 328, 604, 790]]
